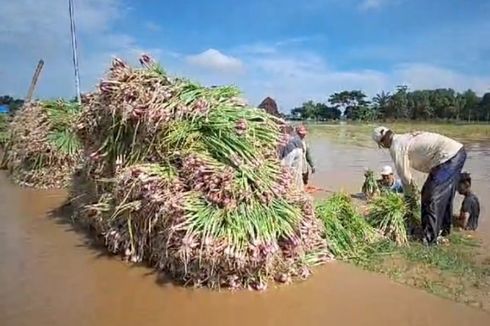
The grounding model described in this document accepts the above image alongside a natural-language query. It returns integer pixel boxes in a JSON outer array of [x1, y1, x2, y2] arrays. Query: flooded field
[[1, 123, 490, 326]]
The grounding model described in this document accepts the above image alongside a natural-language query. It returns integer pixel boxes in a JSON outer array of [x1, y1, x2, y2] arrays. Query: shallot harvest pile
[[72, 55, 330, 290], [1, 100, 81, 188]]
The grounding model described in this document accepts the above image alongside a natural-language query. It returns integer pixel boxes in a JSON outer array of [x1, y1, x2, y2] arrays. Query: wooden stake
[[26, 59, 44, 102]]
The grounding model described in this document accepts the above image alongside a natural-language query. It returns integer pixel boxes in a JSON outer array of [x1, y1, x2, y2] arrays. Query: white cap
[[372, 126, 390, 145], [380, 165, 393, 175]]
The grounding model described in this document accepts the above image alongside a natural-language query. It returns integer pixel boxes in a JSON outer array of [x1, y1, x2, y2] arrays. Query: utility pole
[[26, 59, 44, 102], [68, 0, 81, 104]]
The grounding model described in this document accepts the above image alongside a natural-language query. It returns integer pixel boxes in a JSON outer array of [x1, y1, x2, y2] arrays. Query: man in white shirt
[[296, 125, 315, 186], [279, 129, 305, 191], [372, 126, 467, 245]]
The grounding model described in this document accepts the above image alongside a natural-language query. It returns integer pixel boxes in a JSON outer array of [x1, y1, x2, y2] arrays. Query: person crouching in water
[[372, 126, 466, 245], [457, 172, 480, 231], [295, 125, 315, 186], [279, 127, 305, 191], [379, 165, 403, 193]]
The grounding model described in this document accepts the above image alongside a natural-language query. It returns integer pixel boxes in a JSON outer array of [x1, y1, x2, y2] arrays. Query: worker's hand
[[311, 167, 316, 174]]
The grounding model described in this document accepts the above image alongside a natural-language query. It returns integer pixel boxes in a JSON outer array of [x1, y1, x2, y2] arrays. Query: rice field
[[305, 121, 490, 147]]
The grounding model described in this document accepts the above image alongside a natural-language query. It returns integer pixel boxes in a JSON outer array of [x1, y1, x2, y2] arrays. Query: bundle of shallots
[[1, 100, 81, 188], [73, 55, 330, 290]]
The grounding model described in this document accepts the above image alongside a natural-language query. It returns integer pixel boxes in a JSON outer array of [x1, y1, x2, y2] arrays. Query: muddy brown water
[[1, 134, 490, 326]]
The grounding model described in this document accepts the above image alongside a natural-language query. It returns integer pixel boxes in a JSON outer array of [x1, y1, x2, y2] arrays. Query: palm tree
[[372, 91, 392, 119]]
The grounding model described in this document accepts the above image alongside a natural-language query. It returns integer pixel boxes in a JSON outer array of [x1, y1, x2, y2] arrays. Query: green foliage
[[43, 100, 81, 155], [317, 191, 490, 309], [288, 87, 490, 122], [479, 93, 490, 122], [361, 169, 380, 198], [400, 235, 481, 276], [291, 100, 341, 120], [44, 100, 80, 129], [47, 129, 81, 156], [358, 233, 490, 310], [316, 193, 379, 261], [367, 192, 409, 245], [329, 90, 369, 120]]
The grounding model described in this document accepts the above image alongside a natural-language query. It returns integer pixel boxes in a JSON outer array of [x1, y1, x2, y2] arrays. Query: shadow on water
[[46, 198, 186, 287], [47, 201, 111, 259]]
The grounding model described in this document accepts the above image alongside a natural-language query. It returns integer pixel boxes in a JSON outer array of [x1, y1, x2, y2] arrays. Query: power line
[[68, 0, 81, 104]]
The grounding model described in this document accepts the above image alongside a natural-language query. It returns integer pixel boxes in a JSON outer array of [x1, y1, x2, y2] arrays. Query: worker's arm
[[305, 145, 315, 172], [279, 144, 287, 160], [460, 198, 472, 229], [460, 211, 470, 229]]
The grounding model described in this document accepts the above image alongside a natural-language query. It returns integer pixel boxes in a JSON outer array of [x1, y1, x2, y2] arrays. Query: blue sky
[[1, 0, 489, 111]]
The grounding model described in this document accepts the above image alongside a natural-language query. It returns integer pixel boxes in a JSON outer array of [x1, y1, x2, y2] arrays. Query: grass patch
[[356, 233, 490, 310]]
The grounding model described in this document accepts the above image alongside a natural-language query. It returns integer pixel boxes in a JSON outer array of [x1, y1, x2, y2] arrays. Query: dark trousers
[[302, 172, 309, 185], [421, 148, 466, 244]]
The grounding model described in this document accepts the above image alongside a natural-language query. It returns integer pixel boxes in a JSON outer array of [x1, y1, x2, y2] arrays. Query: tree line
[[3, 89, 490, 123], [288, 87, 490, 122]]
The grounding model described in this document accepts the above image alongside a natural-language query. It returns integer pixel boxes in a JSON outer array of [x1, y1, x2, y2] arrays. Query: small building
[[258, 97, 281, 117]]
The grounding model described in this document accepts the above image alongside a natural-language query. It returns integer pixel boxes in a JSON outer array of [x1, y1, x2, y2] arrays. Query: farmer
[[372, 126, 466, 245], [296, 125, 315, 186], [379, 165, 403, 193], [279, 128, 305, 191]]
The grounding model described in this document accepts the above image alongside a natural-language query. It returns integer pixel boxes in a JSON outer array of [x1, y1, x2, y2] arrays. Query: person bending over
[[372, 126, 466, 245]]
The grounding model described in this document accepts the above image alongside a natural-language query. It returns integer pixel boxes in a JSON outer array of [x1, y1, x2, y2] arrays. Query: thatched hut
[[258, 97, 281, 117]]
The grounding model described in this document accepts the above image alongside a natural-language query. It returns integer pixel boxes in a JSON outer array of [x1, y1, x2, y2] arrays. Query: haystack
[[72, 55, 329, 290], [1, 101, 81, 188]]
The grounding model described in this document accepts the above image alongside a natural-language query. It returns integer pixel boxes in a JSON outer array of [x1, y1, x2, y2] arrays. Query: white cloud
[[178, 46, 490, 111], [186, 49, 244, 73], [177, 47, 390, 109], [242, 53, 389, 108], [393, 63, 490, 94], [0, 0, 147, 99]]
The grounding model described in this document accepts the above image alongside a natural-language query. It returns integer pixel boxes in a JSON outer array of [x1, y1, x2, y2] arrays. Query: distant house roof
[[0, 104, 9, 114], [258, 97, 280, 117]]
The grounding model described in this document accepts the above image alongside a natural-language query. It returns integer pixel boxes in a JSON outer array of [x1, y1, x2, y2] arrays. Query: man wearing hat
[[296, 125, 315, 186], [379, 165, 403, 193], [372, 126, 466, 245]]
